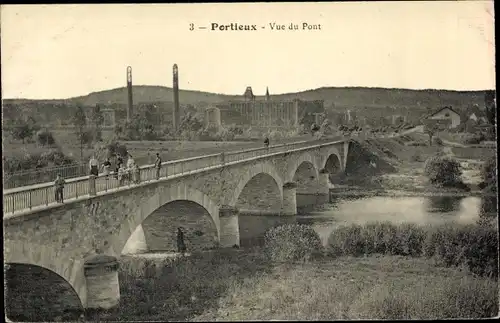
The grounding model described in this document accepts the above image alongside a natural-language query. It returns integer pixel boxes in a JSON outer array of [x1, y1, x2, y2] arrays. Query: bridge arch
[[229, 162, 284, 207], [4, 243, 87, 309], [112, 183, 220, 256], [285, 151, 320, 183], [321, 146, 343, 173]]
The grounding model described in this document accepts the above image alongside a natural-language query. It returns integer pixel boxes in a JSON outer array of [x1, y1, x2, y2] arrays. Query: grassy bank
[[338, 137, 492, 194], [100, 248, 498, 321], [94, 220, 498, 321]]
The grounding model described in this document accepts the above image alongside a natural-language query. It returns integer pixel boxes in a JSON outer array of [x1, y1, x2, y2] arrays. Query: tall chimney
[[127, 66, 133, 121], [173, 64, 180, 132]]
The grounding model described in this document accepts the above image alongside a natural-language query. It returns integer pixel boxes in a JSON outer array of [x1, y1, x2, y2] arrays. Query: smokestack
[[127, 66, 133, 121], [173, 64, 180, 132]]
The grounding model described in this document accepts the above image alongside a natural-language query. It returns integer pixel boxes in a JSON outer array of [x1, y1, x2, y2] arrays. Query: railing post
[[89, 175, 96, 196], [12, 196, 15, 214], [29, 191, 32, 209], [45, 187, 49, 206]]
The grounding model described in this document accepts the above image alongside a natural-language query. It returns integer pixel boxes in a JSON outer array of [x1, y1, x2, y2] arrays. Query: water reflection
[[480, 195, 498, 218], [239, 194, 484, 247], [426, 196, 463, 213]]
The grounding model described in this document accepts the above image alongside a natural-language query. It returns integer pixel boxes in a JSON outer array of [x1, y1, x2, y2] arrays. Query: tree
[[36, 129, 56, 146], [73, 105, 87, 161], [485, 90, 496, 126], [320, 118, 332, 135], [90, 104, 104, 142], [424, 156, 463, 188], [9, 117, 39, 144]]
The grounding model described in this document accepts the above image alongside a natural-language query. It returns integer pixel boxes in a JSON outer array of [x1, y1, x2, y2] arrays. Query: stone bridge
[[3, 138, 350, 316]]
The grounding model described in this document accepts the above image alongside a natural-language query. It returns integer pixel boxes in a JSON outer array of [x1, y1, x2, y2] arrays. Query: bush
[[327, 222, 498, 278], [463, 133, 485, 145], [328, 222, 425, 257], [424, 156, 463, 187], [480, 156, 497, 193], [264, 224, 323, 262], [107, 141, 128, 158], [327, 224, 366, 257], [432, 137, 443, 146], [215, 128, 235, 141], [423, 223, 498, 278], [36, 129, 56, 146], [3, 148, 75, 174]]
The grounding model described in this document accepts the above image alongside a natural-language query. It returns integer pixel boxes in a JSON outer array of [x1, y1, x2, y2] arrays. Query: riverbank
[[330, 187, 495, 198], [334, 137, 493, 197], [92, 246, 498, 321]]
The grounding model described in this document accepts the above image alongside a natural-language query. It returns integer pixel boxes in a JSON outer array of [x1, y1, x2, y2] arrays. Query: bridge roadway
[[3, 135, 321, 190], [3, 137, 345, 217]]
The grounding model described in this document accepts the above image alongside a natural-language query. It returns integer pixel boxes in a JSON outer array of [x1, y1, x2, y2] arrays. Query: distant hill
[[4, 85, 488, 109]]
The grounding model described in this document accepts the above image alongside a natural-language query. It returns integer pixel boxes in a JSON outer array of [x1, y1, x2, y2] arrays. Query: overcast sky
[[1, 2, 495, 99]]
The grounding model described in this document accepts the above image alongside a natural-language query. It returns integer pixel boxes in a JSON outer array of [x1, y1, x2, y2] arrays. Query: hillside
[[3, 86, 488, 110]]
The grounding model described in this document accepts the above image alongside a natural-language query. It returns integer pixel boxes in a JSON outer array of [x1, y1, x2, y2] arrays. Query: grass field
[[90, 248, 499, 321]]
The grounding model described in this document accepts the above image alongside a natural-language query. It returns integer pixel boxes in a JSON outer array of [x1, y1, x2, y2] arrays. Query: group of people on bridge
[[52, 138, 273, 204], [53, 152, 163, 203]]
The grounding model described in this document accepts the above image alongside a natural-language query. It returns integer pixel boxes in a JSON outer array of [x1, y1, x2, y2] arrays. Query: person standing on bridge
[[89, 155, 99, 176], [154, 153, 162, 180], [264, 136, 269, 149], [126, 153, 135, 169], [54, 174, 66, 203], [101, 158, 112, 180], [114, 154, 123, 179], [177, 227, 187, 255]]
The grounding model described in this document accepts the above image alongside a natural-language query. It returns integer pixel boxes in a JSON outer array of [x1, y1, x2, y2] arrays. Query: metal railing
[[3, 138, 346, 216], [3, 163, 88, 189]]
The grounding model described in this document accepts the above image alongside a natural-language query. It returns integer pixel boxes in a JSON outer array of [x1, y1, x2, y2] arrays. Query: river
[[238, 194, 485, 247]]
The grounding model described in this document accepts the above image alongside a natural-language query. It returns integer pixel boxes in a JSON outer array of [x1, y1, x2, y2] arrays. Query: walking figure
[[54, 174, 65, 203], [154, 153, 162, 180], [177, 227, 186, 255], [264, 136, 269, 148], [89, 155, 99, 176]]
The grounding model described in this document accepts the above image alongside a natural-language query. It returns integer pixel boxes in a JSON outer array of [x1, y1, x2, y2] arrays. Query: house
[[468, 105, 488, 124], [423, 106, 461, 129]]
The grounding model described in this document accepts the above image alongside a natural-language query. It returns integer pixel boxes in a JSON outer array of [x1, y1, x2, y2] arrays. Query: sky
[[1, 2, 496, 100]]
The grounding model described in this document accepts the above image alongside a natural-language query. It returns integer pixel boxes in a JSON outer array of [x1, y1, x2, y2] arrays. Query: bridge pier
[[318, 169, 331, 193], [316, 169, 331, 204], [282, 182, 298, 215], [219, 206, 240, 247], [84, 255, 120, 311]]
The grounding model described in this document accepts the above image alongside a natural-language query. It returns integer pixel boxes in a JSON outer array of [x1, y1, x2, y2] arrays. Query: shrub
[[264, 224, 323, 262], [107, 141, 128, 158], [424, 223, 498, 278], [327, 222, 498, 278], [36, 129, 56, 146], [424, 156, 463, 187], [327, 224, 366, 257], [215, 128, 235, 141], [463, 133, 485, 145], [432, 137, 443, 146], [480, 156, 497, 193]]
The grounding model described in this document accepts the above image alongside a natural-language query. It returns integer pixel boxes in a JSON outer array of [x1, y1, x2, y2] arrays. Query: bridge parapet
[[3, 138, 349, 217]]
